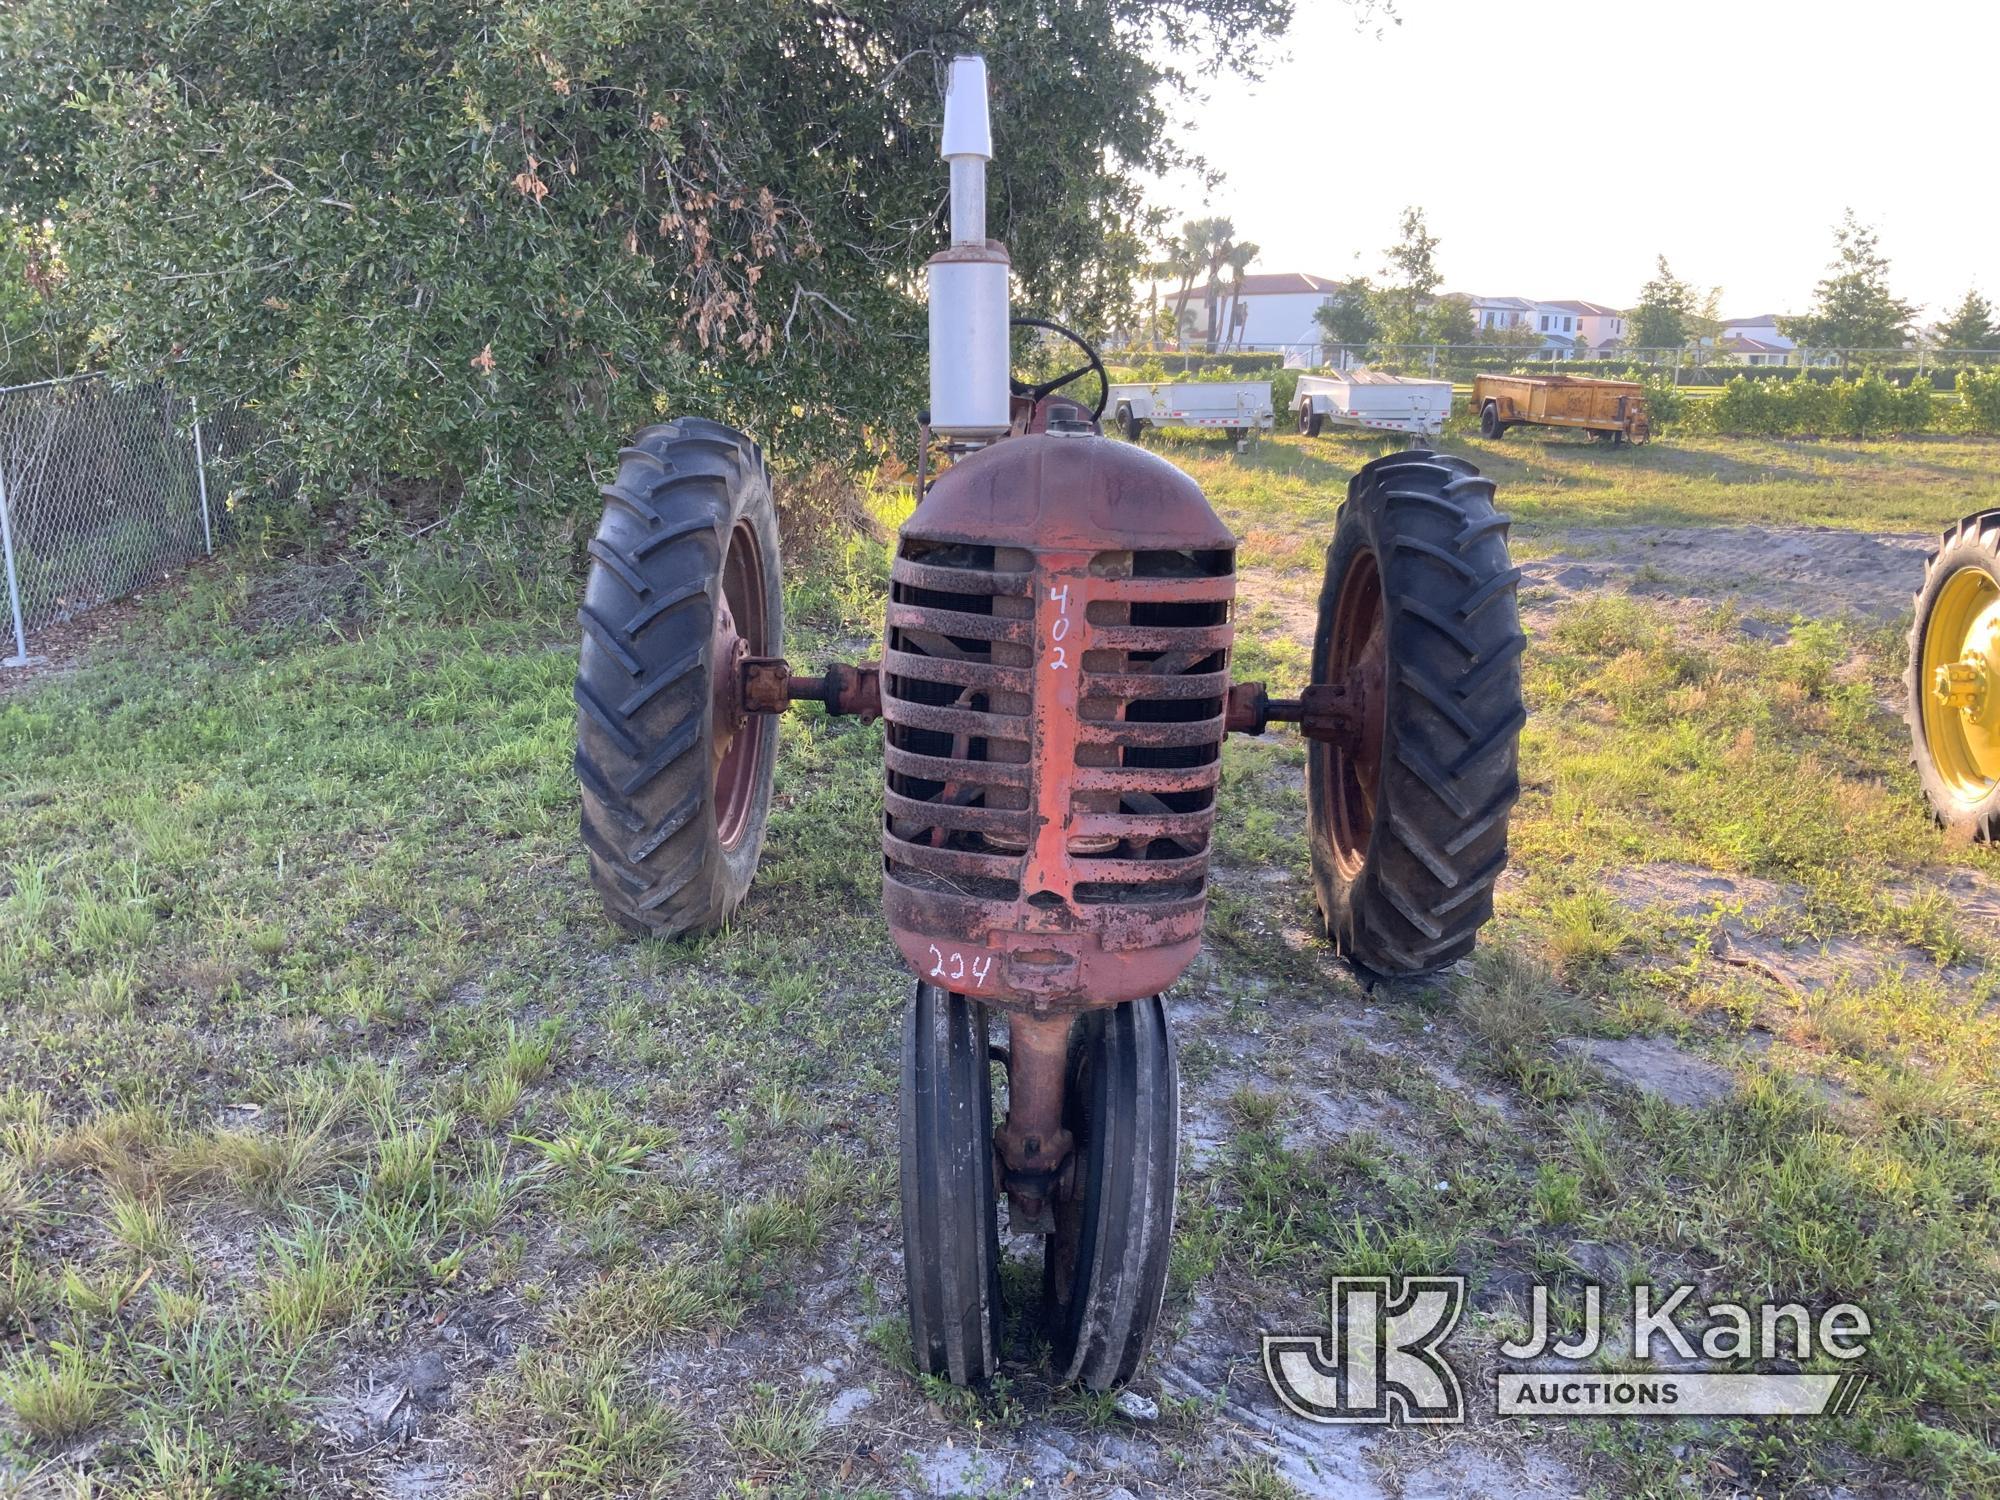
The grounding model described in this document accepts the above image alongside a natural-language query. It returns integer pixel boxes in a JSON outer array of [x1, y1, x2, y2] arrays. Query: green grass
[[0, 438, 1996, 1493]]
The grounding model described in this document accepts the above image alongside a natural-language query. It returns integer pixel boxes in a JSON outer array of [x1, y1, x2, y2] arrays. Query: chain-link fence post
[[0, 450, 32, 667], [191, 398, 214, 555]]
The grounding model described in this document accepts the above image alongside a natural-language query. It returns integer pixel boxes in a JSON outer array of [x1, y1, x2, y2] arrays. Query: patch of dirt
[[1555, 1036, 1736, 1109], [1601, 861, 1989, 995], [1238, 562, 1322, 644], [1518, 525, 1933, 627], [0, 590, 151, 697], [1239, 525, 1934, 667], [0, 551, 374, 701]]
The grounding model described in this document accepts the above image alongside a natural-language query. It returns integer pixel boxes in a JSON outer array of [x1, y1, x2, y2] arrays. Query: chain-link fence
[[0, 373, 238, 665]]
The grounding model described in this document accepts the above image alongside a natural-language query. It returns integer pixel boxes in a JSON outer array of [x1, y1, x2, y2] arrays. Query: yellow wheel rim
[[1919, 566, 2000, 806]]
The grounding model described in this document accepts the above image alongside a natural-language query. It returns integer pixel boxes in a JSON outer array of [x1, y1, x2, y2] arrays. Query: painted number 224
[[928, 946, 993, 988]]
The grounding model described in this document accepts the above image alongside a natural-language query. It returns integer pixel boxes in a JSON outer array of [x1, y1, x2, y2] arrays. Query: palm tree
[[1152, 225, 1205, 351], [1219, 240, 1259, 351], [1197, 217, 1237, 352]]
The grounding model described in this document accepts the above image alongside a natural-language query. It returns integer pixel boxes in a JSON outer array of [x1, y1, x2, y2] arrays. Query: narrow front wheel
[[1043, 997, 1178, 1391], [901, 983, 1003, 1385]]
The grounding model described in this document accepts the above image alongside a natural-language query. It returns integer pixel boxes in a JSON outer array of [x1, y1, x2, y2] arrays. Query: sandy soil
[[1517, 525, 1934, 629]]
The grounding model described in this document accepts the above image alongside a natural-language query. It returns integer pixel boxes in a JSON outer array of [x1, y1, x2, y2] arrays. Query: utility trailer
[[1109, 380, 1274, 445], [1293, 371, 1453, 438], [1471, 373, 1650, 444]]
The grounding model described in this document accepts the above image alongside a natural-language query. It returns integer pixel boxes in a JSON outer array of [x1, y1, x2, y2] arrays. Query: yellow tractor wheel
[[1907, 510, 2000, 841]]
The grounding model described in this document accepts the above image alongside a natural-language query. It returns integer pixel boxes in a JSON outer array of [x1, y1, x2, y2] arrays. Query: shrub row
[[1669, 368, 2000, 438], [1331, 355, 2000, 388]]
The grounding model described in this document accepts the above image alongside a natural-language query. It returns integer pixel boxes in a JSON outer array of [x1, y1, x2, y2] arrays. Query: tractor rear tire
[[1906, 509, 2000, 841], [1307, 449, 1525, 978], [575, 417, 782, 938], [1479, 402, 1504, 440], [902, 983, 1004, 1386]]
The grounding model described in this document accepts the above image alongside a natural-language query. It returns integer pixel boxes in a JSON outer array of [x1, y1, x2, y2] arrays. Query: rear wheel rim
[[1323, 549, 1386, 876], [1919, 566, 2000, 806], [712, 518, 770, 849]]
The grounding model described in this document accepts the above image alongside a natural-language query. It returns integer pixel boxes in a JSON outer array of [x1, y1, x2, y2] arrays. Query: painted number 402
[[928, 946, 993, 988], [1048, 580, 1073, 670]]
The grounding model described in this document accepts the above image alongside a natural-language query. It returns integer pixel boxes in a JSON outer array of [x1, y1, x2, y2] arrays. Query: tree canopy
[[0, 0, 1292, 513], [1934, 290, 2000, 352], [1630, 255, 1697, 351], [1373, 206, 1443, 345], [1312, 276, 1378, 349], [1782, 209, 1915, 352]]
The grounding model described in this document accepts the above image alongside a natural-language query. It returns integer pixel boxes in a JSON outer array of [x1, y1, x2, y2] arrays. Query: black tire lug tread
[[1453, 513, 1512, 548], [633, 861, 701, 914], [627, 783, 704, 863], [1388, 536, 1479, 581], [1457, 633, 1528, 698], [629, 505, 720, 559], [1433, 848, 1508, 916], [574, 752, 643, 831], [1399, 664, 1478, 737], [575, 417, 781, 938], [1447, 704, 1528, 777], [586, 536, 653, 597], [1398, 597, 1480, 655], [1443, 780, 1519, 856], [616, 644, 704, 718], [578, 605, 643, 676], [1308, 448, 1525, 977], [1458, 567, 1523, 620], [1394, 738, 1475, 819], [1388, 809, 1459, 887], [575, 680, 642, 759], [617, 707, 702, 799], [624, 577, 708, 636]]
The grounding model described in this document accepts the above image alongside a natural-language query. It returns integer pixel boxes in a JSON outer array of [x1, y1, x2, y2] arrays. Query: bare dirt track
[[1516, 524, 1934, 628]]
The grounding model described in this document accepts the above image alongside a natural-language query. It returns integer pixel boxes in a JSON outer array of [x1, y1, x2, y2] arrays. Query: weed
[[724, 1385, 826, 1470], [0, 1342, 110, 1440]]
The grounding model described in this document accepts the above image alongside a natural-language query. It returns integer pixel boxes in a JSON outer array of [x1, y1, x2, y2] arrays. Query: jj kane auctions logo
[[1264, 1277, 1871, 1423]]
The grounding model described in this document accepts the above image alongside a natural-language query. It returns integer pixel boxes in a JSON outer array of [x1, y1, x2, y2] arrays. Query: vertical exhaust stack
[[927, 55, 1011, 440]]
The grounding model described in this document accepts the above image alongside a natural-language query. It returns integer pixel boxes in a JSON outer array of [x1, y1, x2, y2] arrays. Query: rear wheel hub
[[1921, 571, 2000, 803]]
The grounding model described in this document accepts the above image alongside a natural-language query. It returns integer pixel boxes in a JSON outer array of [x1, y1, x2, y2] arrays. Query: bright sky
[[1152, 0, 1999, 322]]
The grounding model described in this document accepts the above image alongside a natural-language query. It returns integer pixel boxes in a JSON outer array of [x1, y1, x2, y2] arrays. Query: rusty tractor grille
[[883, 539, 1035, 902], [1072, 547, 1232, 904]]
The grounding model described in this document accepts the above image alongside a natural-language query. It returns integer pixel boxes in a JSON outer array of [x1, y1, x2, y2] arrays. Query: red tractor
[[574, 58, 1525, 1390]]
